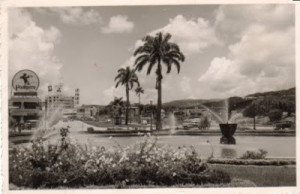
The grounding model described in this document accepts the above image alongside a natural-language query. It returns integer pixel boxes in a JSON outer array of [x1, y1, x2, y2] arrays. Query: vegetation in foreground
[[211, 164, 296, 187], [240, 149, 268, 160], [9, 128, 230, 189]]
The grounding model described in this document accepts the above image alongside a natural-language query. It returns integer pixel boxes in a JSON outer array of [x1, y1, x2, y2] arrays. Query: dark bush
[[87, 127, 94, 133], [240, 149, 268, 160], [268, 109, 283, 122]]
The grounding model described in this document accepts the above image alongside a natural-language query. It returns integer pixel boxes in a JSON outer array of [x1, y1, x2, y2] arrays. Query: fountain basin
[[219, 123, 237, 138], [219, 123, 237, 144]]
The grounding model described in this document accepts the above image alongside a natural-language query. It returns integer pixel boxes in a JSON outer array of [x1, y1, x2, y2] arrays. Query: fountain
[[201, 98, 238, 144], [219, 123, 237, 144], [31, 105, 63, 140], [166, 112, 177, 134]]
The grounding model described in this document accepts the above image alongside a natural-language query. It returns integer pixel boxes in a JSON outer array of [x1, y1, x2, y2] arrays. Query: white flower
[[173, 172, 176, 176]]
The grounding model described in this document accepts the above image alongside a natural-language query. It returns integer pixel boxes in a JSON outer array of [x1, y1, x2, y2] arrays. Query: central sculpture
[[219, 123, 237, 144]]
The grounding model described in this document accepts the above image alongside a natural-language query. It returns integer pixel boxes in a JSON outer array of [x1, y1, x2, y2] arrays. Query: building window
[[24, 102, 38, 109], [12, 102, 21, 109]]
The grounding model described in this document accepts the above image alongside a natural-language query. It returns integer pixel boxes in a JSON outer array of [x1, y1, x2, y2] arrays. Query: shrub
[[9, 130, 231, 188], [240, 149, 268, 160], [268, 109, 283, 122], [199, 116, 211, 130], [87, 127, 94, 133]]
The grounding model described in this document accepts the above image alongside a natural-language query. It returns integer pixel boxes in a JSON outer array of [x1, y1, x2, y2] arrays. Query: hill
[[163, 87, 295, 113], [163, 99, 221, 108], [246, 87, 295, 98]]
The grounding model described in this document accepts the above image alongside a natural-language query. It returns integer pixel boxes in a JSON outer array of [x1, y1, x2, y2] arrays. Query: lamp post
[[150, 100, 153, 131]]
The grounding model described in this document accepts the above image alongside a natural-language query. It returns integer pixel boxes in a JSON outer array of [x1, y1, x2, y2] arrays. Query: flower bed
[[9, 128, 231, 189]]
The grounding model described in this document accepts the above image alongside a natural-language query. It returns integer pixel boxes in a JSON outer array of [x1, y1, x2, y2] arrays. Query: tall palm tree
[[115, 66, 139, 125], [134, 32, 185, 130], [135, 86, 144, 104], [135, 86, 144, 124]]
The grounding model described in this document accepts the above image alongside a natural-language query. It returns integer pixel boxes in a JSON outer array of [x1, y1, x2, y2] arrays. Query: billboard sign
[[12, 70, 40, 92]]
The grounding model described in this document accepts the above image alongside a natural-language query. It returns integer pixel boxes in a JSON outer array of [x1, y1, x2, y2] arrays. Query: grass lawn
[[210, 164, 296, 187]]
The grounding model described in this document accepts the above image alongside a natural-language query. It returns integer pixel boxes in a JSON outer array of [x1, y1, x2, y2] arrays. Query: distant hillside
[[163, 99, 221, 108], [246, 87, 295, 98], [163, 87, 295, 110]]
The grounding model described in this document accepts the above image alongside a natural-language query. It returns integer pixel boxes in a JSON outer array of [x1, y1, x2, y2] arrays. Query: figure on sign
[[20, 73, 32, 86]]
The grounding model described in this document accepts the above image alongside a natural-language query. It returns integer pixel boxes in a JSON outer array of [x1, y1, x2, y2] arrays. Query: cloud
[[116, 14, 219, 103], [9, 8, 63, 97], [47, 7, 102, 25], [103, 86, 124, 104], [198, 5, 295, 98], [214, 4, 294, 41], [179, 76, 197, 99], [152, 15, 219, 55], [180, 76, 191, 93], [102, 15, 134, 34]]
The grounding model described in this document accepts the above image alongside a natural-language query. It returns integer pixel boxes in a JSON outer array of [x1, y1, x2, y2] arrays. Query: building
[[76, 105, 105, 119], [9, 95, 42, 126], [45, 84, 79, 119], [9, 70, 42, 129]]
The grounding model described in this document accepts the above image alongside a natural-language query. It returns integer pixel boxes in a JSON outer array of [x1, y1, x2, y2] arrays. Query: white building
[[45, 84, 79, 119]]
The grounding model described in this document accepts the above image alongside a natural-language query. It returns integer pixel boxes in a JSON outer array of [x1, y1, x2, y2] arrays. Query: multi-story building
[[9, 70, 42, 129], [9, 95, 42, 126], [45, 85, 79, 119]]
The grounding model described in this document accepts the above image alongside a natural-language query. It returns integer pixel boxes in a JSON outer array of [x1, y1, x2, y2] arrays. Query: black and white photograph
[[3, 1, 298, 193]]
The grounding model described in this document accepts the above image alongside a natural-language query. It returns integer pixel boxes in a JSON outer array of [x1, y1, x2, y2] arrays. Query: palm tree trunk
[[138, 94, 142, 123], [156, 63, 162, 130], [125, 85, 129, 125], [138, 94, 141, 104]]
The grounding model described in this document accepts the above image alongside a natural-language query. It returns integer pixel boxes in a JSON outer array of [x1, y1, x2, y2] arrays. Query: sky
[[8, 4, 295, 105]]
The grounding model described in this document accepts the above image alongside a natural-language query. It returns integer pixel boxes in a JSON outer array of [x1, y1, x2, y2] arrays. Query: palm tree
[[134, 32, 185, 130], [135, 86, 144, 124], [115, 66, 139, 125], [135, 86, 144, 104]]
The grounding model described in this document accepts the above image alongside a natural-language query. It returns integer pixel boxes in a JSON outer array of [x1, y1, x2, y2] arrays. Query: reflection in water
[[221, 148, 237, 158]]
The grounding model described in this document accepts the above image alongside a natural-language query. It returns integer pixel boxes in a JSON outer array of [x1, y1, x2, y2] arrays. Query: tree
[[199, 116, 211, 130], [135, 86, 144, 104], [135, 86, 144, 123], [108, 97, 125, 125], [115, 67, 139, 125], [268, 109, 283, 122], [134, 32, 185, 130], [242, 104, 257, 130]]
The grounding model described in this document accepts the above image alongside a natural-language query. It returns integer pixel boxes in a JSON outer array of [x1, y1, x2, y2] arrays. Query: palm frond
[[135, 57, 149, 72], [147, 59, 157, 75]]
